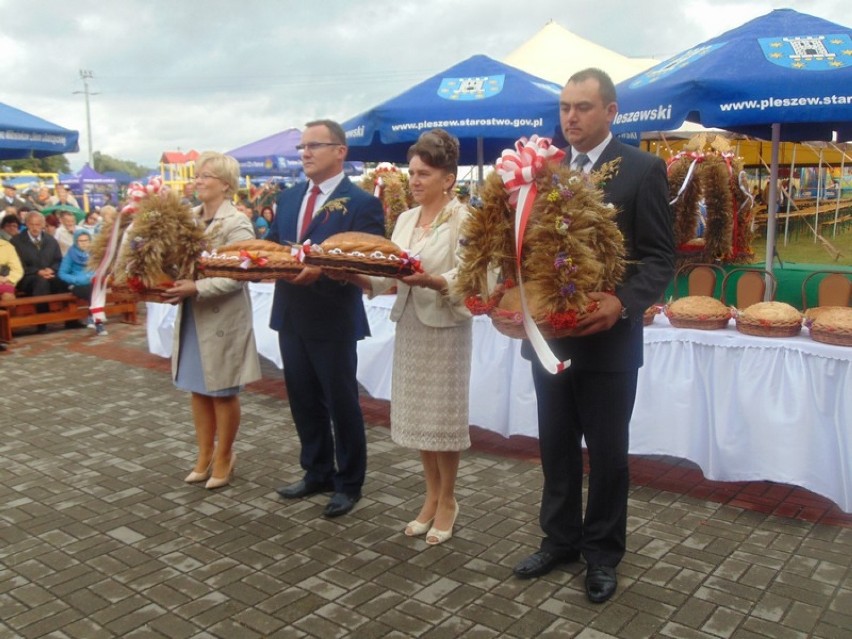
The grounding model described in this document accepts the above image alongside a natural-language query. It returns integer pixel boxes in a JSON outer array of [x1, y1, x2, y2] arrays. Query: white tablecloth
[[146, 285, 852, 512]]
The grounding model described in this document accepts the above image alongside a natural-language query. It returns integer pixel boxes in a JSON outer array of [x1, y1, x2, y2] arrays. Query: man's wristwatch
[[619, 301, 629, 320]]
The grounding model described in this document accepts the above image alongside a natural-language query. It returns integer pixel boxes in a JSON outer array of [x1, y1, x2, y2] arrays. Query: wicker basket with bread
[[734, 301, 802, 337], [807, 307, 852, 346], [665, 295, 731, 329]]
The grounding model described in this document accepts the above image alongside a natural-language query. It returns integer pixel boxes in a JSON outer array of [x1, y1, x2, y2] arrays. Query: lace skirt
[[390, 301, 471, 451]]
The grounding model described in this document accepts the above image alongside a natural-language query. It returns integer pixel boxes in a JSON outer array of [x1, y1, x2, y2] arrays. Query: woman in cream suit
[[342, 129, 471, 545], [165, 152, 261, 489]]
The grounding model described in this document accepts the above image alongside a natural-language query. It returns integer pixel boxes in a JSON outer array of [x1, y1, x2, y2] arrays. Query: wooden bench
[[0, 292, 138, 335]]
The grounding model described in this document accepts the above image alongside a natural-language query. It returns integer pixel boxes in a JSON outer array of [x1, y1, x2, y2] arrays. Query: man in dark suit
[[268, 119, 384, 518], [513, 69, 675, 603], [3, 182, 27, 212], [12, 210, 67, 331]]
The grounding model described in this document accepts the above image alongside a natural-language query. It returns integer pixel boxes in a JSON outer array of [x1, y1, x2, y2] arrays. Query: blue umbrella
[[0, 101, 79, 160], [610, 8, 852, 274], [227, 128, 303, 178], [341, 54, 563, 166]]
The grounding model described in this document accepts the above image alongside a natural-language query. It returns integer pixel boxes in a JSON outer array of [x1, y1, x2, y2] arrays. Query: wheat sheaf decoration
[[456, 142, 625, 333]]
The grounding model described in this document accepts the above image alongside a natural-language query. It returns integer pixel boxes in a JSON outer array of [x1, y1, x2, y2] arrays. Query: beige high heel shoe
[[184, 462, 212, 484], [205, 454, 236, 490], [404, 517, 434, 537], [426, 501, 460, 546]]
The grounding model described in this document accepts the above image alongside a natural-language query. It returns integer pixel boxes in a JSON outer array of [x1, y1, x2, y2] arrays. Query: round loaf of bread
[[736, 301, 802, 337], [666, 295, 731, 329], [809, 307, 852, 346], [738, 301, 801, 324], [199, 239, 302, 279], [305, 231, 420, 277]]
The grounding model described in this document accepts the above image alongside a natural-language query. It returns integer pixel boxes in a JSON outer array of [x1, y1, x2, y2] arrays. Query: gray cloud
[[0, 0, 844, 168]]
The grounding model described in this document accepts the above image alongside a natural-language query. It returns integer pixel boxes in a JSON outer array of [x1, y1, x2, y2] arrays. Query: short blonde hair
[[195, 152, 240, 193]]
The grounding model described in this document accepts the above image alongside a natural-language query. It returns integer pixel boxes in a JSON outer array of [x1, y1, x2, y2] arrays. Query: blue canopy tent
[[227, 128, 303, 177], [0, 101, 79, 160], [610, 8, 852, 274], [341, 54, 564, 168]]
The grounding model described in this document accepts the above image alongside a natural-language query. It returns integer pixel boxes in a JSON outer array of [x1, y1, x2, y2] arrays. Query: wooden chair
[[721, 268, 777, 308], [801, 271, 852, 310], [672, 263, 725, 299]]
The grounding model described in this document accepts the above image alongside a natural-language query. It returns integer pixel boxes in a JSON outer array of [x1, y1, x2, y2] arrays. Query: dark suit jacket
[[268, 177, 385, 341], [12, 231, 63, 277], [523, 138, 675, 371]]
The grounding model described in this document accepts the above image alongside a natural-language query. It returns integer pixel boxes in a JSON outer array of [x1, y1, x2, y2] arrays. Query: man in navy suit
[[268, 120, 384, 518], [512, 69, 674, 603]]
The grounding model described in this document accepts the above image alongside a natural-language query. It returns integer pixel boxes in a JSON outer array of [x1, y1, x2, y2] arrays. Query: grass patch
[[751, 224, 852, 266]]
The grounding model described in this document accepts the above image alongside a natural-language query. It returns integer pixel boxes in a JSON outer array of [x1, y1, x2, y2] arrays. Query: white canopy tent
[[504, 21, 658, 86]]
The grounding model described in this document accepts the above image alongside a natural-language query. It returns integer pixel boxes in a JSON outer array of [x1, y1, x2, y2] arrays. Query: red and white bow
[[497, 136, 569, 375], [121, 176, 165, 215]]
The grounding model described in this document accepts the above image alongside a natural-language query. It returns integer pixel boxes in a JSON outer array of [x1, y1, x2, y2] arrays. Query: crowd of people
[[5, 67, 676, 605], [0, 182, 113, 335]]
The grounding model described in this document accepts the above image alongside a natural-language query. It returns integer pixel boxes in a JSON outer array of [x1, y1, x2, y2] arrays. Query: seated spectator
[[2, 182, 27, 211], [44, 214, 61, 236], [0, 236, 24, 301], [55, 211, 79, 256], [32, 186, 53, 211], [12, 211, 66, 331], [181, 182, 200, 208], [95, 205, 117, 234], [80, 211, 99, 234], [236, 199, 254, 222], [0, 214, 20, 241], [54, 184, 80, 208], [255, 206, 274, 239], [59, 229, 98, 330]]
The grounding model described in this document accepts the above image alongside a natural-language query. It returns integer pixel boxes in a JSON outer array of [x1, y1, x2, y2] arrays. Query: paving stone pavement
[[0, 319, 850, 639]]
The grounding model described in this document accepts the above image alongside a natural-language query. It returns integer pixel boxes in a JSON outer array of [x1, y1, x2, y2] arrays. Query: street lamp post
[[74, 70, 97, 167]]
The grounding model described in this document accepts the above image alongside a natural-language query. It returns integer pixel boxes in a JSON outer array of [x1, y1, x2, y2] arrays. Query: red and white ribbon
[[496, 136, 569, 375], [90, 177, 167, 323], [667, 151, 704, 206]]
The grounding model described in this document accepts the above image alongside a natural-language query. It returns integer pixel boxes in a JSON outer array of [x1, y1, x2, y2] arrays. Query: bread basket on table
[[806, 307, 852, 346], [664, 296, 731, 329], [455, 136, 625, 354], [734, 301, 802, 338]]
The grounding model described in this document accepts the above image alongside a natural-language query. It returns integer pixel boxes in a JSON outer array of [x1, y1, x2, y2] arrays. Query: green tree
[[2, 155, 71, 174], [93, 151, 153, 178]]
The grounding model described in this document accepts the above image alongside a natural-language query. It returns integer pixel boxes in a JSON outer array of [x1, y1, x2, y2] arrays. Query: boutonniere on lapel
[[317, 197, 350, 223], [592, 158, 620, 189]]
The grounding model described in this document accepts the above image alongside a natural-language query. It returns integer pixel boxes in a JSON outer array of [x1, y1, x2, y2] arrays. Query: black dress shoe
[[513, 549, 581, 579], [585, 565, 617, 603], [276, 479, 334, 499], [323, 492, 361, 518]]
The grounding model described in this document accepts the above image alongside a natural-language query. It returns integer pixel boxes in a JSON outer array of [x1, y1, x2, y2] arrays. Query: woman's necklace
[[417, 196, 451, 229]]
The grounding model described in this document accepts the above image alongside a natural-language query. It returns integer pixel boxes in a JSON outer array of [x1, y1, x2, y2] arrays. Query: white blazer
[[370, 198, 471, 328]]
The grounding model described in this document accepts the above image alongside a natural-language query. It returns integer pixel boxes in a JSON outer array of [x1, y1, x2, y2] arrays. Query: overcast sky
[[0, 0, 844, 169]]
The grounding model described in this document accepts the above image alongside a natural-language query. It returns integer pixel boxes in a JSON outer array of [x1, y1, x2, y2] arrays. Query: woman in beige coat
[[165, 152, 261, 489]]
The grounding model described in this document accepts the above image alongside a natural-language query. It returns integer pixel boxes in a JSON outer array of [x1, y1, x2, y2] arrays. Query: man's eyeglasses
[[295, 142, 342, 153]]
